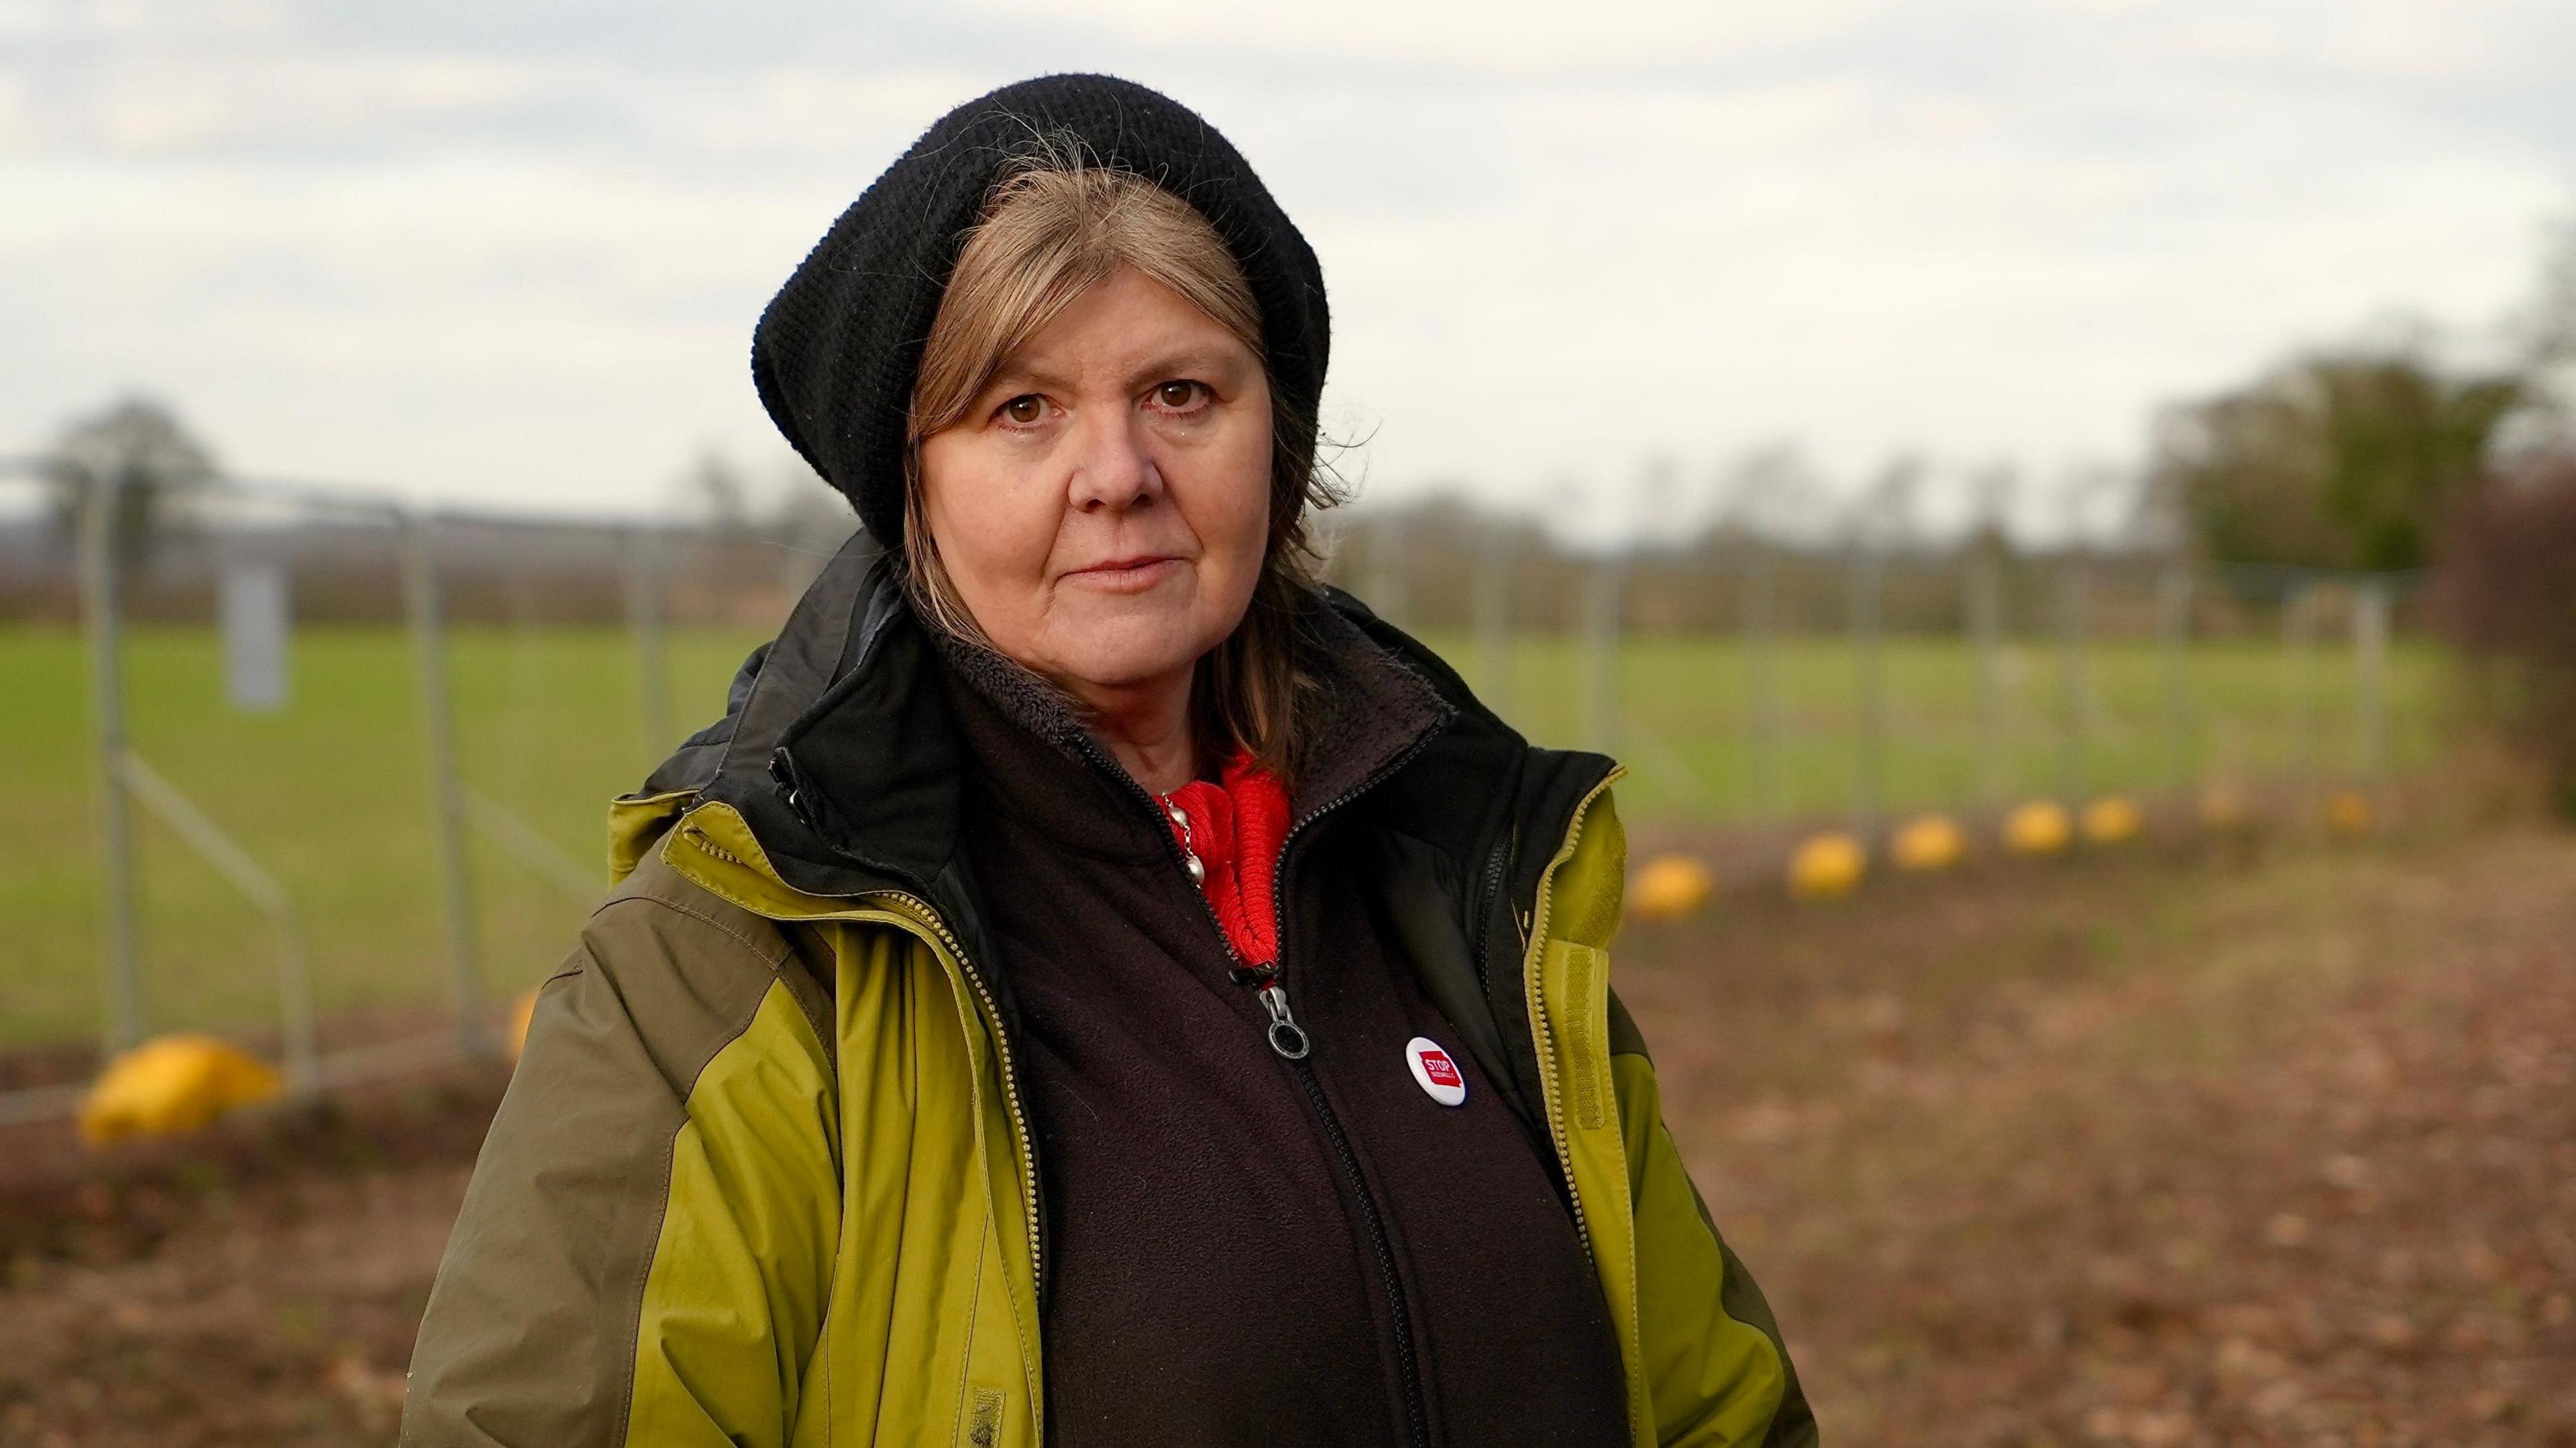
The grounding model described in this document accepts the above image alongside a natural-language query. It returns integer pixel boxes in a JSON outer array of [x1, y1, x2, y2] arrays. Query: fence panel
[[1, 468, 2447, 1102]]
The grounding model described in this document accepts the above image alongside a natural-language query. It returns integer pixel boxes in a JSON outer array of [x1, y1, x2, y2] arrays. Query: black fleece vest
[[934, 643, 1629, 1448]]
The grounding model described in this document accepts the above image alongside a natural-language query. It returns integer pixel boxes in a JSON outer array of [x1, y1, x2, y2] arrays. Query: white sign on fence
[[220, 563, 290, 713]]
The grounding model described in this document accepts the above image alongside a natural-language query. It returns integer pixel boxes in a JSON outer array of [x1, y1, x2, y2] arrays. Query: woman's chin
[[1035, 623, 1210, 695]]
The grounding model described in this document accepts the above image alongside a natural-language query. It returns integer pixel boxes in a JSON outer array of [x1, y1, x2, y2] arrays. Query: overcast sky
[[3, 0, 2568, 539]]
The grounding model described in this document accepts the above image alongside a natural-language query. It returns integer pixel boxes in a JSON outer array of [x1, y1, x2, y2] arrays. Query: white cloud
[[2328, 0, 2507, 78], [0, 0, 2566, 529], [682, 68, 988, 158], [963, 0, 1896, 72], [15, 50, 587, 155], [3, 0, 286, 40]]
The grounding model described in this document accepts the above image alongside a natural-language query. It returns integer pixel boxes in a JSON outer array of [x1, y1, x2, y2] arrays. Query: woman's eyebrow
[[1126, 347, 1255, 384], [982, 346, 1252, 399], [981, 358, 1077, 396]]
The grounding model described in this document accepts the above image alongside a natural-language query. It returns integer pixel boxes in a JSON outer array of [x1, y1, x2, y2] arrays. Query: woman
[[403, 74, 1814, 1448]]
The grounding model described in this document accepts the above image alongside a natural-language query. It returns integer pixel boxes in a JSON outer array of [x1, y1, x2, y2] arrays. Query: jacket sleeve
[[1611, 989, 1819, 1447], [400, 886, 841, 1448]]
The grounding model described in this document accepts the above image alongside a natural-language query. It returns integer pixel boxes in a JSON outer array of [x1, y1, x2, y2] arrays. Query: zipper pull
[[1258, 982, 1310, 1060], [770, 747, 824, 834]]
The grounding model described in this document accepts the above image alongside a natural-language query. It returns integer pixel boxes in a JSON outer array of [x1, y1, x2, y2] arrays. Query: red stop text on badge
[[1405, 1036, 1467, 1106]]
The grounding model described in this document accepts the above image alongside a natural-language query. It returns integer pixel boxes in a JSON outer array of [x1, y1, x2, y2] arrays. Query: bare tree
[[42, 395, 219, 577], [1712, 442, 1823, 547]]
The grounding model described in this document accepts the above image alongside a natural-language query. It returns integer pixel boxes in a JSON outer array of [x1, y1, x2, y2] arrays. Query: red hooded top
[[1154, 749, 1292, 967]]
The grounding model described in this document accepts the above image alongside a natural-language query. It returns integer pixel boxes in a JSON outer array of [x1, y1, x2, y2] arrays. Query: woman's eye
[[1001, 394, 1044, 425], [1152, 380, 1205, 410]]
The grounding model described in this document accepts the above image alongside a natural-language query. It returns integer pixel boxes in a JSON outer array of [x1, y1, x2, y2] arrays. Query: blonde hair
[[903, 147, 1341, 781]]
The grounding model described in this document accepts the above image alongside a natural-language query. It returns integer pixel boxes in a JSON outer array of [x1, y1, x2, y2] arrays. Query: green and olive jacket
[[400, 539, 1817, 1448]]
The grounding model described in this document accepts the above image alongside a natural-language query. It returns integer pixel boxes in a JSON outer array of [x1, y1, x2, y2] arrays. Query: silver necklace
[[1159, 791, 1207, 885]]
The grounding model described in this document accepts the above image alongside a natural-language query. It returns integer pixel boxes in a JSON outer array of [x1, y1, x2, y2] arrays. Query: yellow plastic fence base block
[[1890, 814, 1968, 873], [2326, 789, 2376, 836], [2080, 795, 2144, 845], [78, 1034, 284, 1149], [1629, 853, 1717, 923], [2002, 799, 2073, 856], [1789, 832, 1868, 901]]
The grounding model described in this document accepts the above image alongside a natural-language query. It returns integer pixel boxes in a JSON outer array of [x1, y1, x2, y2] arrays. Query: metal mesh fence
[[0, 465, 2443, 1114], [1313, 516, 2432, 832]]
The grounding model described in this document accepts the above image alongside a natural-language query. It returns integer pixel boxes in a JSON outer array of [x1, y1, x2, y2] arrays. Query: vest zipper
[[1290, 1050, 1432, 1448], [1200, 882, 1426, 1448], [1097, 729, 1444, 1448], [1267, 755, 1442, 1448], [1256, 978, 1310, 1058]]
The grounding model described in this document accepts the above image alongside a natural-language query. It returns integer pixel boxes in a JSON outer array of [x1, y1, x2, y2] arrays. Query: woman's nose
[[1065, 411, 1164, 514]]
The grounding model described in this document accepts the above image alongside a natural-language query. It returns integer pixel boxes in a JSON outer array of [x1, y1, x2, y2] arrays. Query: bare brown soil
[[0, 1073, 506, 1447], [1620, 822, 2576, 1445], [3, 823, 2573, 1446]]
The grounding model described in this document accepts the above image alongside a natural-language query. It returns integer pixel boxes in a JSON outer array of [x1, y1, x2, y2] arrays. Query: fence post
[[1850, 539, 1886, 839], [1967, 546, 2004, 807], [2283, 580, 2317, 807], [1742, 543, 1784, 820], [1581, 555, 1621, 756], [2157, 561, 2194, 795], [626, 526, 673, 761], [2055, 553, 2090, 803], [2354, 577, 2391, 785], [401, 513, 490, 1058], [79, 471, 144, 1058], [1474, 520, 1514, 720]]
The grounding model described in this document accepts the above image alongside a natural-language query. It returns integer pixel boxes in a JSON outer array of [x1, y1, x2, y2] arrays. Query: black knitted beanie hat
[[750, 74, 1331, 551]]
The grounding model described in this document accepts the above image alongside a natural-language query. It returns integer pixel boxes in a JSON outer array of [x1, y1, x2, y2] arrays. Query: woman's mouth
[[1064, 555, 1183, 594]]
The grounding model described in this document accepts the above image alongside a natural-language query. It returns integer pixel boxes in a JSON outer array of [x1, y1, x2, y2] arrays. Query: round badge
[[1405, 1036, 1467, 1107]]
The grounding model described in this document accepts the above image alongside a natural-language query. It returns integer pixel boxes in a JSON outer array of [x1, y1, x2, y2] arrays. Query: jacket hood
[[750, 73, 1332, 549]]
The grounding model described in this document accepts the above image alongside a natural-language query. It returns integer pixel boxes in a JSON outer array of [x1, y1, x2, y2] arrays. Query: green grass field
[[0, 623, 2449, 1049]]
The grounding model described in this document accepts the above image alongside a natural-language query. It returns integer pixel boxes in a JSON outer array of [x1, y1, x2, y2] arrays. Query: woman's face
[[918, 266, 1273, 700]]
